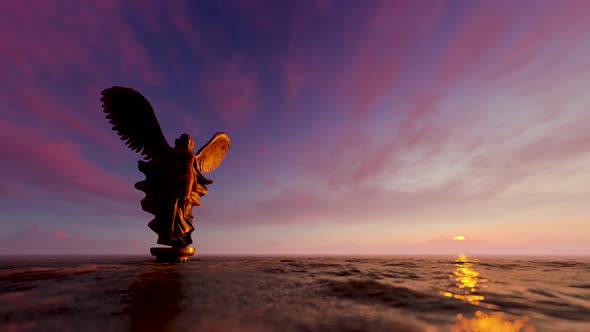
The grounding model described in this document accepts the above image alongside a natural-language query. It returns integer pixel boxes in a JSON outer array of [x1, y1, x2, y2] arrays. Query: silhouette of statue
[[100, 87, 230, 248]]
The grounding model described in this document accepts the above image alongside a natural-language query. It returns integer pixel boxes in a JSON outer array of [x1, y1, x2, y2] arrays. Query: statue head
[[175, 133, 194, 151]]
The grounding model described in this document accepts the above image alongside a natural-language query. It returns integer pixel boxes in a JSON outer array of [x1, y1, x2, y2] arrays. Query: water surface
[[0, 255, 588, 331]]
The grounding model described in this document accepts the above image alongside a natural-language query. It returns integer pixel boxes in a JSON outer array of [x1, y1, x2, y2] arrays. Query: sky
[[1, 0, 590, 255]]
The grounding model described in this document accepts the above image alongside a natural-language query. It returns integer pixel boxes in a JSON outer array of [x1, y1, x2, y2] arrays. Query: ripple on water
[[0, 256, 588, 332]]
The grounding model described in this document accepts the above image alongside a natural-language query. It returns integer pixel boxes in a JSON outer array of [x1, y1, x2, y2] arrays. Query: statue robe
[[134, 148, 208, 247]]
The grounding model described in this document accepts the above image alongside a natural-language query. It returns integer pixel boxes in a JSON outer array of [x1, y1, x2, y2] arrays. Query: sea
[[0, 255, 588, 332]]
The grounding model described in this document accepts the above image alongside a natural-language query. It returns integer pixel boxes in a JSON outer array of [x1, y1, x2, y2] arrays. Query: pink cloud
[[201, 56, 261, 128], [283, 49, 307, 100], [198, 179, 470, 227], [434, 2, 516, 88], [51, 231, 67, 239], [488, 1, 590, 82], [219, 81, 590, 227], [227, 0, 289, 32], [167, 1, 202, 56], [9, 87, 119, 151], [267, 3, 459, 191], [254, 135, 272, 159], [0, 225, 145, 255], [333, 1, 446, 116], [0, 0, 163, 84], [278, 90, 454, 194], [469, 113, 590, 194], [267, 0, 590, 222], [0, 119, 137, 203], [0, 0, 176, 160]]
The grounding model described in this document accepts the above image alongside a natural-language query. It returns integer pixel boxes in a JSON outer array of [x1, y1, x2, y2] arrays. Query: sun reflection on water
[[440, 254, 536, 332], [439, 254, 487, 305]]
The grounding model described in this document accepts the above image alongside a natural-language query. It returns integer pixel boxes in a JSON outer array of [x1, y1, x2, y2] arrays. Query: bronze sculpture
[[100, 87, 230, 259]]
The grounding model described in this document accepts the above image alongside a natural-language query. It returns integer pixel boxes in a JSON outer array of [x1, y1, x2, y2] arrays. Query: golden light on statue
[[100, 86, 230, 262]]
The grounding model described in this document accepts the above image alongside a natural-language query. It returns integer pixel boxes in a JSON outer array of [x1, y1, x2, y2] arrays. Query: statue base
[[150, 247, 195, 263]]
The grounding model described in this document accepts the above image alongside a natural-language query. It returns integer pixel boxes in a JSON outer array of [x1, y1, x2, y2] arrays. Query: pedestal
[[150, 247, 195, 263]]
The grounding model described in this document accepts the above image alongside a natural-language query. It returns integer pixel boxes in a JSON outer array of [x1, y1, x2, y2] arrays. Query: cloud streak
[[0, 120, 136, 204]]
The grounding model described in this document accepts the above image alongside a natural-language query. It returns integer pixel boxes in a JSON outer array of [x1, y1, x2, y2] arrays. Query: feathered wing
[[195, 132, 231, 173], [100, 86, 172, 160]]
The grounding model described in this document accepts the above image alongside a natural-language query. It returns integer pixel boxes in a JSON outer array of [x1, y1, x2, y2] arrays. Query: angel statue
[[100, 86, 230, 250]]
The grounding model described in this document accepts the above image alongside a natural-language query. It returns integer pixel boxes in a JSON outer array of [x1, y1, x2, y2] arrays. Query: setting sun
[[453, 235, 466, 241]]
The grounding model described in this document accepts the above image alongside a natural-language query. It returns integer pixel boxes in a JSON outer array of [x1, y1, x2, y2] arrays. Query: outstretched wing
[[195, 132, 231, 173], [100, 86, 171, 160]]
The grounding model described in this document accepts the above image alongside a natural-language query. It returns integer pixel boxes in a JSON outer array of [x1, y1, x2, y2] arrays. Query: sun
[[453, 235, 466, 241]]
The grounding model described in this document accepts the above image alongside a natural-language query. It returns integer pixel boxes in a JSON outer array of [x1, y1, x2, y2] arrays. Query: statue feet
[[150, 247, 195, 263]]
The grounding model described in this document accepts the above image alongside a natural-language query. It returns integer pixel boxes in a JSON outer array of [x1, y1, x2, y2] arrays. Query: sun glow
[[439, 254, 536, 332], [454, 235, 466, 241]]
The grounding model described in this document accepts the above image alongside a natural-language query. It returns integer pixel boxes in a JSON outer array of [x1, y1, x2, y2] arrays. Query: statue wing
[[100, 86, 172, 160], [195, 132, 231, 173]]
